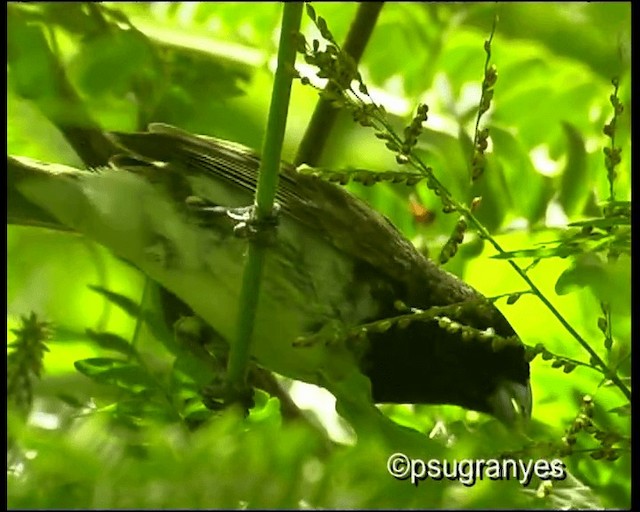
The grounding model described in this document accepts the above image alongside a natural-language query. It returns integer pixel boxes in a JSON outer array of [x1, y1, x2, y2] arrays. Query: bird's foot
[[201, 376, 255, 415], [228, 203, 281, 243], [186, 195, 280, 244]]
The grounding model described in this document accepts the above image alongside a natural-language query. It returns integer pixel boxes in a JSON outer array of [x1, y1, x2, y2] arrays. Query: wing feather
[[108, 124, 482, 310]]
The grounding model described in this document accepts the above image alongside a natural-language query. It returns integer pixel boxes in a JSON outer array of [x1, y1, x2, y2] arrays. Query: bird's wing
[[109, 123, 478, 308]]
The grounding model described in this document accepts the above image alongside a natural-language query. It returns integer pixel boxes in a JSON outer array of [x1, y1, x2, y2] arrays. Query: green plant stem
[[472, 15, 497, 150], [606, 79, 620, 203], [225, 3, 303, 398], [295, 2, 383, 166]]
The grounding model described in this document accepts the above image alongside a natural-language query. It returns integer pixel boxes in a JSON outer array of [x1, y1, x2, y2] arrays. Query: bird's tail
[[7, 156, 85, 232]]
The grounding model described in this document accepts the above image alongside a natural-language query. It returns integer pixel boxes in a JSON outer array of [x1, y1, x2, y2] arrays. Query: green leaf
[[557, 122, 588, 216], [85, 329, 137, 357], [88, 285, 142, 318], [36, 3, 125, 36], [7, 9, 59, 100], [555, 253, 631, 310], [506, 293, 522, 305], [87, 284, 174, 349], [113, 398, 175, 422], [182, 400, 215, 425], [568, 217, 630, 229], [56, 393, 85, 409], [608, 403, 631, 417], [247, 393, 282, 426], [74, 357, 157, 394], [555, 254, 606, 296], [305, 3, 317, 22], [172, 352, 218, 390], [70, 28, 158, 97], [490, 125, 544, 223]]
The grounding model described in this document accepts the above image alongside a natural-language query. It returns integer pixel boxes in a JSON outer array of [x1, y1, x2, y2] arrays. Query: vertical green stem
[[226, 2, 304, 399]]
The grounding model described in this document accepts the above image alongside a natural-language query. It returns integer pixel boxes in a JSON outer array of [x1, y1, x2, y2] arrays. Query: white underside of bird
[[15, 157, 382, 410]]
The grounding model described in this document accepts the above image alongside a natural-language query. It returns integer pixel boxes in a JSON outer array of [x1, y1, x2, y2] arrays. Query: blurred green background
[[7, 2, 630, 508]]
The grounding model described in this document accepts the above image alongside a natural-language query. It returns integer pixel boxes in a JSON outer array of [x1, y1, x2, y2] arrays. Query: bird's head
[[363, 311, 532, 426]]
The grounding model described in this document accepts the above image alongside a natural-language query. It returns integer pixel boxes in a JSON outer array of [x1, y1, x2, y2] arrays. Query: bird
[[7, 123, 531, 438]]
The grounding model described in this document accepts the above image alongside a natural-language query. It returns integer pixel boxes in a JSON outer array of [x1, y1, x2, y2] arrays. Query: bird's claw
[[231, 203, 281, 245], [201, 377, 255, 415], [185, 195, 280, 244]]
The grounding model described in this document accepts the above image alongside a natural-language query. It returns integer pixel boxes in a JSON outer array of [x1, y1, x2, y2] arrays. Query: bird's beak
[[488, 379, 532, 426]]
